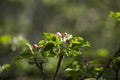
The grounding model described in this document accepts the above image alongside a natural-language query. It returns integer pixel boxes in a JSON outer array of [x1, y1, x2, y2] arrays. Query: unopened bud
[[55, 32, 62, 37], [66, 39, 70, 44], [64, 32, 68, 36], [33, 44, 40, 49]]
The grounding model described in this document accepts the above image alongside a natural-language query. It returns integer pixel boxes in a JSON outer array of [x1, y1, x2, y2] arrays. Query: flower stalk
[[53, 54, 64, 80], [34, 58, 45, 80]]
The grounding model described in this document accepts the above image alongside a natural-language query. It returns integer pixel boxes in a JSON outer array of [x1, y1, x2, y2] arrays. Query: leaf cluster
[[17, 32, 90, 62]]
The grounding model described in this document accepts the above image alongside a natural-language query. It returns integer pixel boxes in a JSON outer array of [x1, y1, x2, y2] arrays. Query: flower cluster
[[29, 32, 89, 57], [55, 32, 73, 44]]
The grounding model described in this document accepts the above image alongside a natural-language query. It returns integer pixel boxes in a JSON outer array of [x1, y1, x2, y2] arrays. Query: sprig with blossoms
[[16, 32, 90, 80]]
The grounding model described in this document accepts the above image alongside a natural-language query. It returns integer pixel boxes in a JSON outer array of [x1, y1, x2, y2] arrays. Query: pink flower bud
[[64, 32, 68, 36], [66, 39, 70, 44], [55, 32, 62, 37], [33, 44, 40, 49]]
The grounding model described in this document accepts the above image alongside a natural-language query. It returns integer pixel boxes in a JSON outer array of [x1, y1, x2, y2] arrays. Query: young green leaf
[[0, 64, 10, 74], [26, 43, 34, 54], [16, 51, 33, 61], [44, 42, 56, 51], [38, 40, 45, 47], [44, 33, 61, 44], [69, 37, 90, 49]]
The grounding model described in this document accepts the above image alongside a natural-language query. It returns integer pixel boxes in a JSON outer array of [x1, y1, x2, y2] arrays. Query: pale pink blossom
[[55, 32, 62, 37], [33, 44, 40, 49]]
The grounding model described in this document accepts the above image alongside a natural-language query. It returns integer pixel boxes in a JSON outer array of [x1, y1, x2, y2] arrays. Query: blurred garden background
[[0, 0, 120, 80]]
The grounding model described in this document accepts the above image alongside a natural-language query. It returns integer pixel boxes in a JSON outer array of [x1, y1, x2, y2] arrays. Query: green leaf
[[65, 68, 73, 71], [38, 40, 45, 47], [16, 51, 33, 60], [89, 60, 105, 64], [65, 61, 82, 72], [35, 52, 46, 60], [95, 67, 103, 71], [44, 42, 55, 51], [97, 49, 108, 58], [20, 51, 33, 58], [2, 64, 11, 70], [67, 48, 81, 56], [0, 64, 10, 74], [111, 57, 120, 67], [26, 43, 34, 54], [69, 37, 90, 49], [116, 57, 120, 61], [0, 35, 11, 45], [65, 61, 83, 77], [109, 11, 120, 21], [43, 33, 55, 40], [44, 50, 57, 57], [52, 45, 60, 54], [43, 33, 61, 44]]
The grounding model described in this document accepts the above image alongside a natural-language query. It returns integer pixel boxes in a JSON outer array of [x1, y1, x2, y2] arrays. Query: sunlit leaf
[[2, 64, 11, 70], [97, 49, 108, 57], [0, 64, 10, 74], [95, 67, 103, 71], [65, 68, 73, 71], [69, 37, 90, 49], [43, 33, 61, 44], [38, 40, 45, 47], [26, 43, 34, 54], [67, 48, 81, 56], [89, 60, 105, 64], [0, 35, 11, 45], [109, 11, 120, 21]]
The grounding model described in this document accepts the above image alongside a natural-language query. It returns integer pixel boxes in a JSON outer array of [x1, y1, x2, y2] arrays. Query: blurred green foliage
[[0, 64, 10, 74], [109, 12, 120, 21]]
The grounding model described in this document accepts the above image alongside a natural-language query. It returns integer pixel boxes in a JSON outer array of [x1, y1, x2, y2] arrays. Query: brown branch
[[113, 68, 119, 80], [34, 58, 45, 80], [53, 54, 64, 80], [96, 48, 120, 79]]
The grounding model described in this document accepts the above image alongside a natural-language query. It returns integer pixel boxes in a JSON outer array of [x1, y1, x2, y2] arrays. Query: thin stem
[[34, 58, 45, 80], [0, 76, 2, 80], [96, 58, 112, 79], [53, 54, 63, 80], [96, 48, 120, 79], [115, 70, 119, 80], [113, 68, 119, 80]]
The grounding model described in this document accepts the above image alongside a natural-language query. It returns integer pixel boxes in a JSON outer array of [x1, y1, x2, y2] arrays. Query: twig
[[0, 76, 2, 80], [96, 48, 120, 79], [34, 58, 45, 80], [53, 54, 64, 80], [113, 68, 119, 80]]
